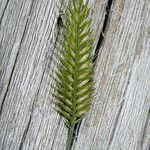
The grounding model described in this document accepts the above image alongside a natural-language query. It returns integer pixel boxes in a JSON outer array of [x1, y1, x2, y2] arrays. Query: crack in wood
[[93, 0, 114, 63], [19, 113, 32, 150], [0, 52, 18, 115], [0, 0, 10, 26], [47, 4, 65, 70], [140, 108, 150, 149]]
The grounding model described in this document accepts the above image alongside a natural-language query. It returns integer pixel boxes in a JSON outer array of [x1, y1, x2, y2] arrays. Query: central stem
[[66, 123, 75, 150]]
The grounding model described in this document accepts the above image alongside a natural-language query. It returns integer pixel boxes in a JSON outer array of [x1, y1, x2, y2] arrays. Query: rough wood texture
[[0, 0, 149, 150]]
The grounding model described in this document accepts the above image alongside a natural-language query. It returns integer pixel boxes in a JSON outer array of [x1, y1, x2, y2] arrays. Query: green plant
[[55, 0, 94, 149]]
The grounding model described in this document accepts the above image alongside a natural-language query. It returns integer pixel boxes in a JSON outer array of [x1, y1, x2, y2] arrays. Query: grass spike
[[55, 0, 95, 149]]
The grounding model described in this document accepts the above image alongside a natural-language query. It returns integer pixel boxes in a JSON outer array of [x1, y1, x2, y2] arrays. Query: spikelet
[[55, 0, 94, 149]]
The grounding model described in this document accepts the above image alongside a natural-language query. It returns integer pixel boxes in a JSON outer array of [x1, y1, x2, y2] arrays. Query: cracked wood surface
[[0, 0, 149, 150]]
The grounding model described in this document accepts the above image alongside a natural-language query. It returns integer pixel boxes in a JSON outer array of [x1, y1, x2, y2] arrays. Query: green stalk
[[66, 123, 75, 150]]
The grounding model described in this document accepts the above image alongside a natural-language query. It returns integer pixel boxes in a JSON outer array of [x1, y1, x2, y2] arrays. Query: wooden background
[[0, 0, 150, 149]]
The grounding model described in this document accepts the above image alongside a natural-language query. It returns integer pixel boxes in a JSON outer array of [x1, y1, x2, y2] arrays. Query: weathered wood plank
[[74, 0, 150, 149], [0, 0, 149, 149]]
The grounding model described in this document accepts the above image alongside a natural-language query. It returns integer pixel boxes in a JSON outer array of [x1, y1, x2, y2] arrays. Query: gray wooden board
[[0, 0, 149, 150]]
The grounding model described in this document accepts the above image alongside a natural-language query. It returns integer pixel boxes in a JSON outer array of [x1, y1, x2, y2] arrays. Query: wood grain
[[0, 0, 149, 149]]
